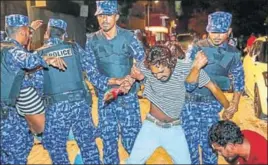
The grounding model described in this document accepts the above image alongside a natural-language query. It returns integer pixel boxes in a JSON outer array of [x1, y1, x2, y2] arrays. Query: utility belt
[[0, 101, 13, 120], [43, 89, 88, 107], [185, 93, 216, 103], [0, 106, 9, 120], [146, 113, 181, 129]]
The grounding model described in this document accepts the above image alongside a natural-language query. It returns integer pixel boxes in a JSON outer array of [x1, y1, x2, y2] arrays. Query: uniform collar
[[207, 38, 228, 50], [5, 37, 24, 49], [97, 25, 122, 40], [45, 37, 63, 46]]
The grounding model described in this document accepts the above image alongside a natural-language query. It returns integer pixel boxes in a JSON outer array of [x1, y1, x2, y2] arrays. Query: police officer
[[39, 18, 128, 164], [85, 1, 145, 164], [182, 11, 245, 164], [0, 31, 6, 41], [0, 14, 63, 164]]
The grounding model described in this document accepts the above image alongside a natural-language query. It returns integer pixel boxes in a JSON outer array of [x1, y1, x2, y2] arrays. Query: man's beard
[[224, 155, 239, 165], [101, 23, 112, 32]]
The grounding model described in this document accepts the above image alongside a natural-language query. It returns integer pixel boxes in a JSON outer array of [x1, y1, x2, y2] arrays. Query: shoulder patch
[[226, 44, 240, 53], [0, 42, 16, 51], [121, 29, 135, 43], [87, 31, 99, 40]]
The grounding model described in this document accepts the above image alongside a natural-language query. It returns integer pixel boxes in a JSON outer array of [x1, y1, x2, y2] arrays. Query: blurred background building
[[1, 0, 267, 48]]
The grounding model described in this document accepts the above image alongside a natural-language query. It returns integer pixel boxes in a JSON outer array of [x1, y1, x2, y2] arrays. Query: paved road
[[28, 93, 267, 164]]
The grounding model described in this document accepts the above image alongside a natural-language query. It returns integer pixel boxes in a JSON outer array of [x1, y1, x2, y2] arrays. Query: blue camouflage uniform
[[0, 31, 6, 41], [0, 14, 48, 164], [181, 11, 245, 164], [40, 18, 112, 164], [85, 1, 145, 164]]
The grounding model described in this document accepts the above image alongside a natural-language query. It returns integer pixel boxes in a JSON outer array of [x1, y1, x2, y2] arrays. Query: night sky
[[181, 0, 268, 36]]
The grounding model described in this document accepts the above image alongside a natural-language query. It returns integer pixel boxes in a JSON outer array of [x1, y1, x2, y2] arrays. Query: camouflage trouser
[[97, 93, 142, 164], [0, 106, 33, 164], [42, 99, 100, 164], [181, 100, 222, 164]]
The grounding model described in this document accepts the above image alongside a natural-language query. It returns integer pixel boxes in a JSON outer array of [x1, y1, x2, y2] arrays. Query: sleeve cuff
[[40, 57, 48, 68], [185, 82, 198, 92], [198, 78, 210, 88]]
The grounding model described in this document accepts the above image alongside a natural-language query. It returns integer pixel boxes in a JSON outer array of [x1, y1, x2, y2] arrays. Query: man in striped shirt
[[125, 44, 230, 164]]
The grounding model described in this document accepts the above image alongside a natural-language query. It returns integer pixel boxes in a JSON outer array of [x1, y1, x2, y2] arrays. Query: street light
[[146, 1, 159, 34], [145, 1, 160, 45]]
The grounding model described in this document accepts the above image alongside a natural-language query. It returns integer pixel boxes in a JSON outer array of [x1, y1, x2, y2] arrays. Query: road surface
[[28, 92, 267, 164]]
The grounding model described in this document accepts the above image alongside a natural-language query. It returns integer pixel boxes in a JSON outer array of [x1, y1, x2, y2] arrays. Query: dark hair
[[48, 26, 65, 38], [145, 45, 177, 70], [208, 120, 244, 147]]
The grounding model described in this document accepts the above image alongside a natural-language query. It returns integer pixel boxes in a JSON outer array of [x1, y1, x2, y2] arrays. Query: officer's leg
[[181, 102, 201, 164], [117, 94, 142, 154], [0, 107, 33, 164], [72, 100, 101, 164], [42, 102, 72, 164], [98, 98, 120, 164], [200, 101, 222, 165]]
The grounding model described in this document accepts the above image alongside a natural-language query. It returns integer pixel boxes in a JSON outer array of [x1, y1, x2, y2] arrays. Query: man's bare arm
[[205, 81, 230, 109]]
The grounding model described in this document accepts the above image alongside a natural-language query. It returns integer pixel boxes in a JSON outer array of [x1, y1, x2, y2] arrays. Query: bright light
[[145, 26, 168, 33], [154, 1, 159, 4]]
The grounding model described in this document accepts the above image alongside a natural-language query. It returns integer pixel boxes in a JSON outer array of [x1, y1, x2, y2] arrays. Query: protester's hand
[[192, 50, 208, 70], [131, 65, 144, 80], [30, 20, 43, 31], [227, 101, 239, 113], [222, 101, 238, 120], [222, 110, 234, 120], [118, 80, 131, 94], [43, 56, 67, 71], [103, 88, 121, 102], [118, 75, 135, 94]]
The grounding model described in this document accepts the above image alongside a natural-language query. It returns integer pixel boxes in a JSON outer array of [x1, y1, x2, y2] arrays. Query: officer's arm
[[229, 53, 245, 107], [129, 34, 145, 65], [78, 44, 122, 92], [85, 38, 98, 68], [11, 47, 48, 70], [185, 44, 199, 61]]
